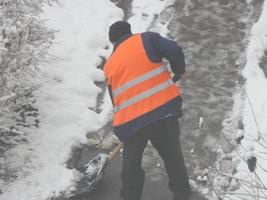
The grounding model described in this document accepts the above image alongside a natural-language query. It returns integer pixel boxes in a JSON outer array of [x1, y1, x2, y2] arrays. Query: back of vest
[[104, 34, 180, 130]]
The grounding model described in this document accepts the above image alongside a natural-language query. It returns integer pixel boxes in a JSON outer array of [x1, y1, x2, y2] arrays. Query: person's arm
[[152, 33, 185, 81]]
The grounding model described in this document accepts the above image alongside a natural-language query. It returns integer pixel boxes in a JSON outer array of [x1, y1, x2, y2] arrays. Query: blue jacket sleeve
[[142, 32, 185, 81]]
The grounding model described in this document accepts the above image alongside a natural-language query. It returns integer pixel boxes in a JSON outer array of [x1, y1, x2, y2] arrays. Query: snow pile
[[129, 0, 175, 36], [226, 1, 267, 199], [0, 1, 122, 200]]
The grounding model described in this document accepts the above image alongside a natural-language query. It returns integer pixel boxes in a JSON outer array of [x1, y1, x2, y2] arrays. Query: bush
[[0, 0, 57, 140], [0, 0, 56, 102]]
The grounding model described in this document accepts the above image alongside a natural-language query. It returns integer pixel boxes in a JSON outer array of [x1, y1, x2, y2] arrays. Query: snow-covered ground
[[128, 0, 175, 34], [0, 0, 176, 200], [1, 0, 267, 199], [0, 1, 121, 199], [225, 1, 267, 200]]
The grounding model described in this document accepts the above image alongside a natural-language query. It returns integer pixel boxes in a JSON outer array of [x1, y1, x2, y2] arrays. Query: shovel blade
[[85, 153, 109, 184], [69, 153, 109, 199]]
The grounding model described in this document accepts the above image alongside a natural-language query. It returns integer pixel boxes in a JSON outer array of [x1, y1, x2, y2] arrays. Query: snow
[[0, 1, 122, 200], [226, 1, 267, 199], [129, 0, 175, 36], [0, 0, 177, 199], [0, 93, 15, 102]]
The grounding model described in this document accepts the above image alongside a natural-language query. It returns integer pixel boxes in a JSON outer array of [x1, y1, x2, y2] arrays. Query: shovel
[[69, 142, 124, 199]]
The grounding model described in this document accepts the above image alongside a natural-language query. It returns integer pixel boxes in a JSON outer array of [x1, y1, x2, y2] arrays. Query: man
[[103, 21, 190, 200]]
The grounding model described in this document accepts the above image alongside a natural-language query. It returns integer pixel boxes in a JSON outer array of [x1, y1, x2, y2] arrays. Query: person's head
[[109, 21, 132, 45]]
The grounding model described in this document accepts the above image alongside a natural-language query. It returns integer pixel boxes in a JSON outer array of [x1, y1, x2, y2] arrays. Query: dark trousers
[[120, 116, 190, 200]]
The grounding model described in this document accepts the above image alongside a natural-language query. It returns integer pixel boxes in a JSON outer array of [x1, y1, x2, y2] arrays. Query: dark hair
[[109, 21, 132, 43]]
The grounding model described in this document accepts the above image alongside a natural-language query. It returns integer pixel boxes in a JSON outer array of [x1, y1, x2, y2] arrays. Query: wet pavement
[[170, 0, 253, 172], [67, 144, 173, 200], [54, 0, 264, 200]]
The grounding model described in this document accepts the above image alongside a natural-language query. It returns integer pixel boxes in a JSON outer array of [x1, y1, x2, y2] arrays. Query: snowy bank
[[0, 0, 179, 199], [226, 1, 267, 200], [0, 0, 210, 198], [0, 1, 122, 199]]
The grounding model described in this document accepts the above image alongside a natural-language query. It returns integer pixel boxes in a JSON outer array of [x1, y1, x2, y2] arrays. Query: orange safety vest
[[104, 34, 180, 128]]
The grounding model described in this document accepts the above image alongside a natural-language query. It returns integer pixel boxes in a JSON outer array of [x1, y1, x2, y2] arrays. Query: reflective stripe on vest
[[112, 65, 166, 98], [113, 78, 174, 113]]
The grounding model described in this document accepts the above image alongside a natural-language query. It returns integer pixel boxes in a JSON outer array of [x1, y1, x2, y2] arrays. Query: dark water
[[53, 0, 264, 200]]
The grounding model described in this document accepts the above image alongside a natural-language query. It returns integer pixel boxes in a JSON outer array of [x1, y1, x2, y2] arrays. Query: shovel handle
[[108, 142, 124, 161]]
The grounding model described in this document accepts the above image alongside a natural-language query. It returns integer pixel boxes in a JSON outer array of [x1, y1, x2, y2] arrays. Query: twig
[[224, 191, 267, 199], [239, 181, 259, 199], [254, 172, 267, 191], [213, 170, 267, 191], [245, 91, 267, 146], [253, 173, 260, 200], [255, 173, 267, 200], [10, 80, 50, 103], [206, 174, 222, 200]]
